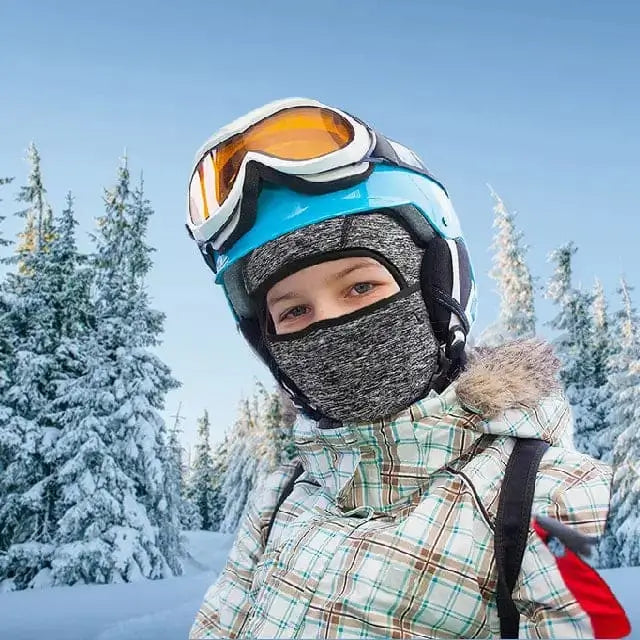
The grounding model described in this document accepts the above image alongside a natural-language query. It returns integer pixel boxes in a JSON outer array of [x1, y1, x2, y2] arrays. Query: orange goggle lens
[[192, 106, 355, 223]]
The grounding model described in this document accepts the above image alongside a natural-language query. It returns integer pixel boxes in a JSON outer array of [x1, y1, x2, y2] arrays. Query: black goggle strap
[[366, 129, 450, 197], [216, 161, 377, 256]]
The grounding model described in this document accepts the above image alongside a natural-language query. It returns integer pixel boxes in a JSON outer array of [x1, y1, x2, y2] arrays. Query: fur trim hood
[[454, 338, 573, 447], [457, 338, 562, 419]]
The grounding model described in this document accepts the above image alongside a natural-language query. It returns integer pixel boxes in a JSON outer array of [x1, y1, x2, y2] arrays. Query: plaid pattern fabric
[[191, 386, 612, 639]]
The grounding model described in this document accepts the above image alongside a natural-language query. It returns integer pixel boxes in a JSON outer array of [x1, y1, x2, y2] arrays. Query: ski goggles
[[186, 98, 442, 254]]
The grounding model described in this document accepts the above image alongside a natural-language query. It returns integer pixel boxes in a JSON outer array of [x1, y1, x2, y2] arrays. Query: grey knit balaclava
[[243, 212, 440, 424]]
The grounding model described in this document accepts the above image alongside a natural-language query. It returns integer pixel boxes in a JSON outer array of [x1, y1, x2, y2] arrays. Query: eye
[[349, 282, 375, 296], [280, 304, 309, 321]]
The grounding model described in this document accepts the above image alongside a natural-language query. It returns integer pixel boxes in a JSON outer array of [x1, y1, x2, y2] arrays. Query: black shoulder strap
[[264, 461, 305, 547], [495, 438, 550, 639]]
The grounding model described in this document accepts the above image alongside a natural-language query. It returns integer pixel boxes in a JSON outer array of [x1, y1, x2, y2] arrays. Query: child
[[186, 99, 620, 638]]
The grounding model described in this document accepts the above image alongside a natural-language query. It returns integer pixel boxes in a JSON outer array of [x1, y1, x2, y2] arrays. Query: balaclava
[[242, 211, 440, 424]]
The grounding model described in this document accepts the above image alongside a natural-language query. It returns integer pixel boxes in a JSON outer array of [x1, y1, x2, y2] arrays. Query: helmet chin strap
[[426, 326, 468, 395]]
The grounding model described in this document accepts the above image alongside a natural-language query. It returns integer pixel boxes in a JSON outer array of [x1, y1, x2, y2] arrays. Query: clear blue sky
[[1, 0, 638, 452]]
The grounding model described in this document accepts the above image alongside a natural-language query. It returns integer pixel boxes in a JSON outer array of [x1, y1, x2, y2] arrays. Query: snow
[[0, 530, 637, 639], [0, 531, 233, 640]]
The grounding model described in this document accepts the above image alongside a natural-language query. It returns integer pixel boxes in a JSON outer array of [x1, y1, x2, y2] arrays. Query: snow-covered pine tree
[[257, 382, 297, 464], [0, 176, 13, 248], [0, 175, 14, 390], [0, 175, 13, 385], [254, 382, 285, 470], [220, 396, 261, 533], [185, 410, 217, 530], [209, 434, 229, 531], [586, 280, 616, 462], [0, 151, 63, 590], [123, 173, 182, 575], [14, 144, 49, 264], [0, 176, 15, 538], [599, 278, 640, 568], [220, 383, 297, 533], [167, 405, 201, 531], [479, 187, 536, 346], [45, 158, 182, 587], [546, 243, 596, 454]]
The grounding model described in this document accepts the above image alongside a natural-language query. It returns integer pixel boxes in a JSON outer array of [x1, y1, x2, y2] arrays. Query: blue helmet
[[216, 163, 478, 339], [188, 102, 478, 417]]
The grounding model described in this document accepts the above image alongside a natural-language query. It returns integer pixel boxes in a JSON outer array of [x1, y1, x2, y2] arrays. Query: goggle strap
[[216, 160, 376, 254], [370, 130, 449, 197]]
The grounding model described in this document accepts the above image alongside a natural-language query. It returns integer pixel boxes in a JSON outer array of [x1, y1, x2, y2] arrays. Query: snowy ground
[[0, 531, 234, 640], [0, 531, 637, 639]]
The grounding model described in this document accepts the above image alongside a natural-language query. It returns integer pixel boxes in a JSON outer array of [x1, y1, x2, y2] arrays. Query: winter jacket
[[190, 340, 612, 639]]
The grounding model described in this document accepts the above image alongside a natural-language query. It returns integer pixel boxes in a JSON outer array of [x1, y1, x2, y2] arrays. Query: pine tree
[[14, 144, 50, 264], [546, 244, 596, 454], [42, 158, 182, 587], [0, 188, 100, 589], [0, 175, 15, 400], [186, 410, 217, 530], [0, 154, 61, 589], [587, 280, 616, 461], [0, 176, 17, 559], [258, 383, 297, 464], [209, 434, 229, 531], [123, 172, 183, 575], [167, 405, 202, 531], [220, 384, 297, 533], [598, 278, 640, 568], [0, 176, 14, 248], [479, 187, 535, 346]]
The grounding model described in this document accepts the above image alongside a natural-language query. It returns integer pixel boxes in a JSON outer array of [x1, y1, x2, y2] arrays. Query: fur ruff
[[456, 339, 561, 419]]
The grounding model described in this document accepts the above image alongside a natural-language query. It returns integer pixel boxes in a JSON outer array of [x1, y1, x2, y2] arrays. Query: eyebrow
[[332, 259, 379, 281], [266, 259, 380, 307]]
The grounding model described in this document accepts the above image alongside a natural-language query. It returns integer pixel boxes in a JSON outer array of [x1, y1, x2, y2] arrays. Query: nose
[[313, 297, 345, 324]]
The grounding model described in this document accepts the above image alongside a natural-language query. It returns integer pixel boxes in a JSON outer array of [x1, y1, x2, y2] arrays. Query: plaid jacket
[[191, 341, 612, 638]]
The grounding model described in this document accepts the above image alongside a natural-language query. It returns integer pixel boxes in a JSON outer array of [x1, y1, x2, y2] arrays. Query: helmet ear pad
[[420, 235, 473, 346]]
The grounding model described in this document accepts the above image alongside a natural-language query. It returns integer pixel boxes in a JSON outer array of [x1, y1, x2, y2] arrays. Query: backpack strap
[[495, 438, 550, 638], [264, 461, 305, 547]]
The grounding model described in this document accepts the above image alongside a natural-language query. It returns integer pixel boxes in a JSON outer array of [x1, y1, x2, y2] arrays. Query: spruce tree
[[186, 410, 217, 530], [220, 397, 261, 533], [0, 176, 15, 412], [14, 143, 49, 262], [220, 384, 297, 533], [480, 187, 536, 346], [0, 176, 16, 556], [209, 434, 229, 531], [167, 404, 202, 531], [0, 151, 61, 589], [258, 383, 297, 464], [1, 189, 98, 589], [0, 176, 14, 248], [546, 244, 596, 454], [588, 280, 616, 461], [599, 279, 640, 568], [45, 159, 182, 587], [123, 172, 183, 575]]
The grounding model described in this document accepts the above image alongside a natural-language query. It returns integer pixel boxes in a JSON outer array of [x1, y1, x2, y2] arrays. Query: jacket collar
[[294, 339, 564, 513]]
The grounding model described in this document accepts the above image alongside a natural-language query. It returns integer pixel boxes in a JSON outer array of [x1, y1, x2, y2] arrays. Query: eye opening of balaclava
[[251, 246, 409, 338], [242, 211, 442, 424]]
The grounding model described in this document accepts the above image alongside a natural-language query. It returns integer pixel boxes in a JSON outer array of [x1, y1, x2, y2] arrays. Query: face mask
[[244, 212, 440, 423], [266, 282, 438, 422]]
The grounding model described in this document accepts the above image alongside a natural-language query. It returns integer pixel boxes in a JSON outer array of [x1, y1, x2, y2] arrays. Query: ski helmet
[[187, 98, 478, 419]]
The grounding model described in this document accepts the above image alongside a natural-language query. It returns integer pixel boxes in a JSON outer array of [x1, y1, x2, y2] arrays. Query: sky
[[1, 0, 638, 453]]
